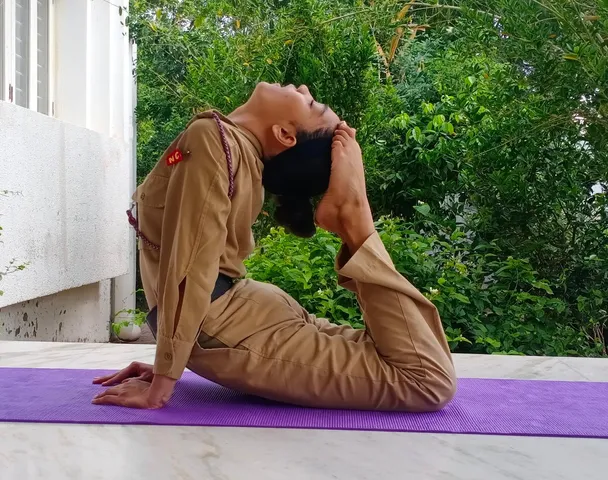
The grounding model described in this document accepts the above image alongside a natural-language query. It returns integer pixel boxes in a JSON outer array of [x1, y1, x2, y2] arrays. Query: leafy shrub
[[131, 0, 608, 357], [245, 225, 363, 329], [246, 216, 605, 356]]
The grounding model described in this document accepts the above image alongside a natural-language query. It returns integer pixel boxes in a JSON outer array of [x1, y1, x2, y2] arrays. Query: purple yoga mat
[[1, 367, 607, 438]]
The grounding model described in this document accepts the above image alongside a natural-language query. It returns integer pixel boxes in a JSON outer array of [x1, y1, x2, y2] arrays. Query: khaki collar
[[188, 110, 263, 159]]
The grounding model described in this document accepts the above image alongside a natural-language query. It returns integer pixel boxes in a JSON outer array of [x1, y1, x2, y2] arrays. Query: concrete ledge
[[0, 281, 111, 342], [0, 101, 131, 308]]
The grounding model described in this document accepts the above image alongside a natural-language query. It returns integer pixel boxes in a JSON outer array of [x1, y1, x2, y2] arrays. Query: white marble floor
[[1, 341, 607, 480]]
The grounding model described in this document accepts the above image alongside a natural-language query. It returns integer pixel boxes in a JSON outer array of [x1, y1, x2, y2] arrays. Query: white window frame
[[1, 0, 55, 115]]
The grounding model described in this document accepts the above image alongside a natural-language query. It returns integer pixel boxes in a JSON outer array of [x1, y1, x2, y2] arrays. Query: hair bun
[[262, 133, 332, 198], [262, 129, 333, 238], [273, 195, 316, 238]]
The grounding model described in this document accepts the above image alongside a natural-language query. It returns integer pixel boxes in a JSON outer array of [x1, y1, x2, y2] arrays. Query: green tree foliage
[[247, 219, 603, 356], [129, 0, 608, 356]]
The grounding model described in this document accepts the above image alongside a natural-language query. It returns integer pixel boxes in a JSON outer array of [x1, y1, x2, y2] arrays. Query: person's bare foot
[[315, 122, 375, 252]]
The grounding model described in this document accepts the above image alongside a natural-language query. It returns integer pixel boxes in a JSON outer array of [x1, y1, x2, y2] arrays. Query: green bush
[[246, 216, 605, 357], [245, 225, 363, 329], [130, 0, 608, 357]]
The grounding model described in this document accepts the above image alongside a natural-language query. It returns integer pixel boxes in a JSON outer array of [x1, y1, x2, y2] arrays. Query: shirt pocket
[[136, 174, 169, 250]]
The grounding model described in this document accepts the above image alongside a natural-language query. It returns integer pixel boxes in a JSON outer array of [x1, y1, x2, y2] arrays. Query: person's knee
[[392, 362, 456, 412], [415, 364, 457, 412]]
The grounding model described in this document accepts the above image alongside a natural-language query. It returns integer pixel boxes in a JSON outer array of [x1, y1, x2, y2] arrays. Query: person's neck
[[228, 105, 269, 158]]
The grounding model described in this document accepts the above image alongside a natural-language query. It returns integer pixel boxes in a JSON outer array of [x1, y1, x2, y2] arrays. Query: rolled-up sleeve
[[154, 119, 233, 379]]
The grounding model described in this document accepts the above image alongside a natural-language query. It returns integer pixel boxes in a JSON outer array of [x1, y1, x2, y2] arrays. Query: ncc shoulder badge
[[166, 148, 184, 166]]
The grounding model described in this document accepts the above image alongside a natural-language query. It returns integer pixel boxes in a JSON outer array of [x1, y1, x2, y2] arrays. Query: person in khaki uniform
[[92, 83, 456, 411]]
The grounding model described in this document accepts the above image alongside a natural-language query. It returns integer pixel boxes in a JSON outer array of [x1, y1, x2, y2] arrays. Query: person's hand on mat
[[91, 378, 159, 408], [316, 122, 375, 251], [92, 373, 176, 409], [92, 361, 154, 386]]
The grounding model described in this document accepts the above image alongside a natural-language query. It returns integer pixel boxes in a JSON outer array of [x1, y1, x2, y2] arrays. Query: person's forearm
[[148, 374, 177, 407]]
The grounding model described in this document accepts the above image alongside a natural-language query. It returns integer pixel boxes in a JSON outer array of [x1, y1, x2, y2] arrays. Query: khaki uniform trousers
[[186, 232, 456, 412]]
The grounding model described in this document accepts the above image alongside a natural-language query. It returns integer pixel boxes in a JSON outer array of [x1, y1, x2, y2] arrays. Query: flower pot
[[117, 323, 142, 342]]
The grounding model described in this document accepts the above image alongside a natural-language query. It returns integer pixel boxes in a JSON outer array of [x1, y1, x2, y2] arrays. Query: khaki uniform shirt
[[134, 111, 264, 379]]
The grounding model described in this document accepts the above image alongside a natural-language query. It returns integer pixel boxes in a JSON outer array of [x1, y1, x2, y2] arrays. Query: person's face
[[250, 82, 340, 152]]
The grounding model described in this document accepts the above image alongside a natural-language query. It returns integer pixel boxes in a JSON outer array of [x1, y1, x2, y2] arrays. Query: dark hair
[[262, 129, 333, 238]]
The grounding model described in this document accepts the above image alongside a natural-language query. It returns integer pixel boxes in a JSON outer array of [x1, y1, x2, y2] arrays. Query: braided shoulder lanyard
[[127, 112, 234, 251]]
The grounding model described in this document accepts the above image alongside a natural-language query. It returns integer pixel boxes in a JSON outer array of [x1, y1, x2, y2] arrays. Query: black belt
[[146, 273, 234, 337]]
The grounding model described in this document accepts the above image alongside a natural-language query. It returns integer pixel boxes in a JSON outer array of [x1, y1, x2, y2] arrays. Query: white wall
[[0, 101, 131, 306], [0, 0, 134, 342]]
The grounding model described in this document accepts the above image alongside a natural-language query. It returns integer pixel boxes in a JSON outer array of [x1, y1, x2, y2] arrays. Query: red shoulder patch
[[166, 149, 184, 166]]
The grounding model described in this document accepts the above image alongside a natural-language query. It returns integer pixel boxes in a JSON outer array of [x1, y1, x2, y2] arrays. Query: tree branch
[[320, 2, 496, 25]]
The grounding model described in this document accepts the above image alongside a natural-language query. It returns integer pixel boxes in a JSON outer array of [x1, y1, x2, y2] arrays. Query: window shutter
[[36, 0, 49, 113], [0, 1, 5, 101], [15, 0, 30, 108]]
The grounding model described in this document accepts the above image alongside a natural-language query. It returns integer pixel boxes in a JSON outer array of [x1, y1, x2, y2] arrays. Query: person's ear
[[271, 124, 297, 149]]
